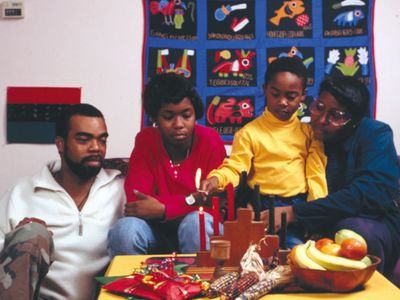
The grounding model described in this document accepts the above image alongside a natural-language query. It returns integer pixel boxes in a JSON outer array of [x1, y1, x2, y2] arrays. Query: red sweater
[[125, 125, 226, 221]]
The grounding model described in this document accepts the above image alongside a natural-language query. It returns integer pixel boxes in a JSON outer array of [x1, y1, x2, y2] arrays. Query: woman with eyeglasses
[[265, 76, 400, 278]]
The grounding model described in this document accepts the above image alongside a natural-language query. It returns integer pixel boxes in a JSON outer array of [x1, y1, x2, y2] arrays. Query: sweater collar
[[32, 160, 121, 192], [263, 108, 298, 127]]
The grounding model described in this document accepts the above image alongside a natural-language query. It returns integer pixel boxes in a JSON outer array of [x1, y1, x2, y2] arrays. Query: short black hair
[[264, 57, 307, 89], [319, 76, 370, 124], [143, 73, 204, 120], [56, 103, 104, 139]]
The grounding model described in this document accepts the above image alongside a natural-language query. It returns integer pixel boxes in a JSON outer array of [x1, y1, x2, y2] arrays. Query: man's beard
[[64, 149, 103, 180]]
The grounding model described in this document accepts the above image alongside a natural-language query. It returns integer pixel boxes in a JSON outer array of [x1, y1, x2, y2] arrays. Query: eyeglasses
[[309, 100, 351, 127]]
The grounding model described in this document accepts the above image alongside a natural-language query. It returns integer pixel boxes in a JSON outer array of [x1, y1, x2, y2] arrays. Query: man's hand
[[124, 190, 166, 220], [261, 206, 296, 233], [200, 176, 219, 194], [17, 217, 47, 228]]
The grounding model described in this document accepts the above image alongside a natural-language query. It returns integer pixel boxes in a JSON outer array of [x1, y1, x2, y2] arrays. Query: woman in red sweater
[[108, 73, 226, 255]]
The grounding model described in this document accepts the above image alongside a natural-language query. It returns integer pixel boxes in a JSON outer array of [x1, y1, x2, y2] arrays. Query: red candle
[[226, 183, 234, 221], [212, 196, 219, 236], [199, 206, 206, 251]]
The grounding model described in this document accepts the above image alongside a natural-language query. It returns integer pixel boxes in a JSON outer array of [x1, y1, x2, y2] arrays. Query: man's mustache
[[82, 155, 103, 163]]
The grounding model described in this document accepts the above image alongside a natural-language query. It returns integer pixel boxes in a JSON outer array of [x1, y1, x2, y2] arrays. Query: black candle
[[280, 211, 287, 249], [268, 196, 275, 234], [253, 184, 261, 221], [236, 171, 248, 208]]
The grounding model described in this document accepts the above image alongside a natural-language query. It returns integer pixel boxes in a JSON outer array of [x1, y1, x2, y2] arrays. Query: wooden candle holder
[[186, 208, 280, 276]]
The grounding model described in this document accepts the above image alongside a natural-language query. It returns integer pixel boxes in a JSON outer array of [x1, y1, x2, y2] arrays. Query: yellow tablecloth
[[98, 254, 400, 300]]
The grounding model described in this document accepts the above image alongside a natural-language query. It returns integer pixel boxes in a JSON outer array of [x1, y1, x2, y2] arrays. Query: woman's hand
[[124, 190, 166, 220], [200, 176, 219, 194], [261, 206, 296, 233], [192, 191, 208, 206]]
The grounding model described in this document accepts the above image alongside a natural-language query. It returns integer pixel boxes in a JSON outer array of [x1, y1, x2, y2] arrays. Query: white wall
[[0, 0, 142, 197], [374, 1, 400, 144], [0, 0, 399, 197]]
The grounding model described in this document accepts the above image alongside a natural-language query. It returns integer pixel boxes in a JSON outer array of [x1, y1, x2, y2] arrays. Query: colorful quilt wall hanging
[[142, 0, 376, 143], [7, 87, 81, 143]]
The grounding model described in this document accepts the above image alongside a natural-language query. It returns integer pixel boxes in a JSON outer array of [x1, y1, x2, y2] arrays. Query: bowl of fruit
[[288, 229, 381, 292]]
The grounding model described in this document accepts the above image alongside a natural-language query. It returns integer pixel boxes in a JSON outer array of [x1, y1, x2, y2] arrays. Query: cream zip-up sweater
[[0, 160, 125, 300]]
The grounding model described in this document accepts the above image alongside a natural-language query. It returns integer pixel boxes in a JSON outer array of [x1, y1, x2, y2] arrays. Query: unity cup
[[210, 240, 231, 281]]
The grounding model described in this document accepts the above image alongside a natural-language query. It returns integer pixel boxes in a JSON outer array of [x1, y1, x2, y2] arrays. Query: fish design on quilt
[[269, 1, 305, 26]]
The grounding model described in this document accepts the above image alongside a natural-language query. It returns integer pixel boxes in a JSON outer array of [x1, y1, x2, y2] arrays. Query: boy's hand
[[124, 190, 166, 220], [200, 176, 219, 194]]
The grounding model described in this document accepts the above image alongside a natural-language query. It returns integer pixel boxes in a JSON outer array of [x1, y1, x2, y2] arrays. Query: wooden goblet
[[210, 240, 231, 281]]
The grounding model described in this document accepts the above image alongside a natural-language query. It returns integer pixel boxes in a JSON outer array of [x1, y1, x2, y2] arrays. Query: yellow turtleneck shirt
[[208, 109, 328, 201]]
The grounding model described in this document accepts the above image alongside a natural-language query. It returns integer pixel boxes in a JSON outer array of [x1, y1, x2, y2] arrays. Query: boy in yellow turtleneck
[[201, 57, 327, 247]]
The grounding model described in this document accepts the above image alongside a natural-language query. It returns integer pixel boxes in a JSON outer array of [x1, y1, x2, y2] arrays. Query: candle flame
[[199, 206, 204, 213], [195, 168, 202, 189]]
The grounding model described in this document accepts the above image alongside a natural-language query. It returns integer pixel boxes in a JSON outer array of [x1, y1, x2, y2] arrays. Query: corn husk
[[235, 265, 294, 300]]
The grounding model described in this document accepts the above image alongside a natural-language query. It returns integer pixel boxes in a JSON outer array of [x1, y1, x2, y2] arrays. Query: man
[[0, 104, 125, 300]]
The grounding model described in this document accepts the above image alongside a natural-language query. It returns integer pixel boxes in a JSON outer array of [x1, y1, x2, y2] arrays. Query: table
[[98, 255, 400, 300]]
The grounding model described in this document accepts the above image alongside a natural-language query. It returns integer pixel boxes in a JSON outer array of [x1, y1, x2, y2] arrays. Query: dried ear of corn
[[221, 272, 259, 300], [235, 265, 294, 300], [206, 272, 240, 298]]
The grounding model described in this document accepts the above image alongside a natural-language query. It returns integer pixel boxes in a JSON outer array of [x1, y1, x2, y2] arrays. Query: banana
[[306, 240, 367, 271], [291, 241, 326, 270]]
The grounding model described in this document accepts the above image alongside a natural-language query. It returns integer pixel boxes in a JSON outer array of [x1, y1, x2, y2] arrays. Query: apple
[[340, 237, 368, 260], [320, 243, 341, 256], [334, 229, 367, 246], [315, 238, 334, 250]]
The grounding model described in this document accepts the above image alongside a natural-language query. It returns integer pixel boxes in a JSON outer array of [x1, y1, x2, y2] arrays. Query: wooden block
[[196, 250, 215, 266], [259, 235, 280, 259], [194, 208, 280, 268], [277, 248, 291, 265], [185, 265, 239, 280]]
